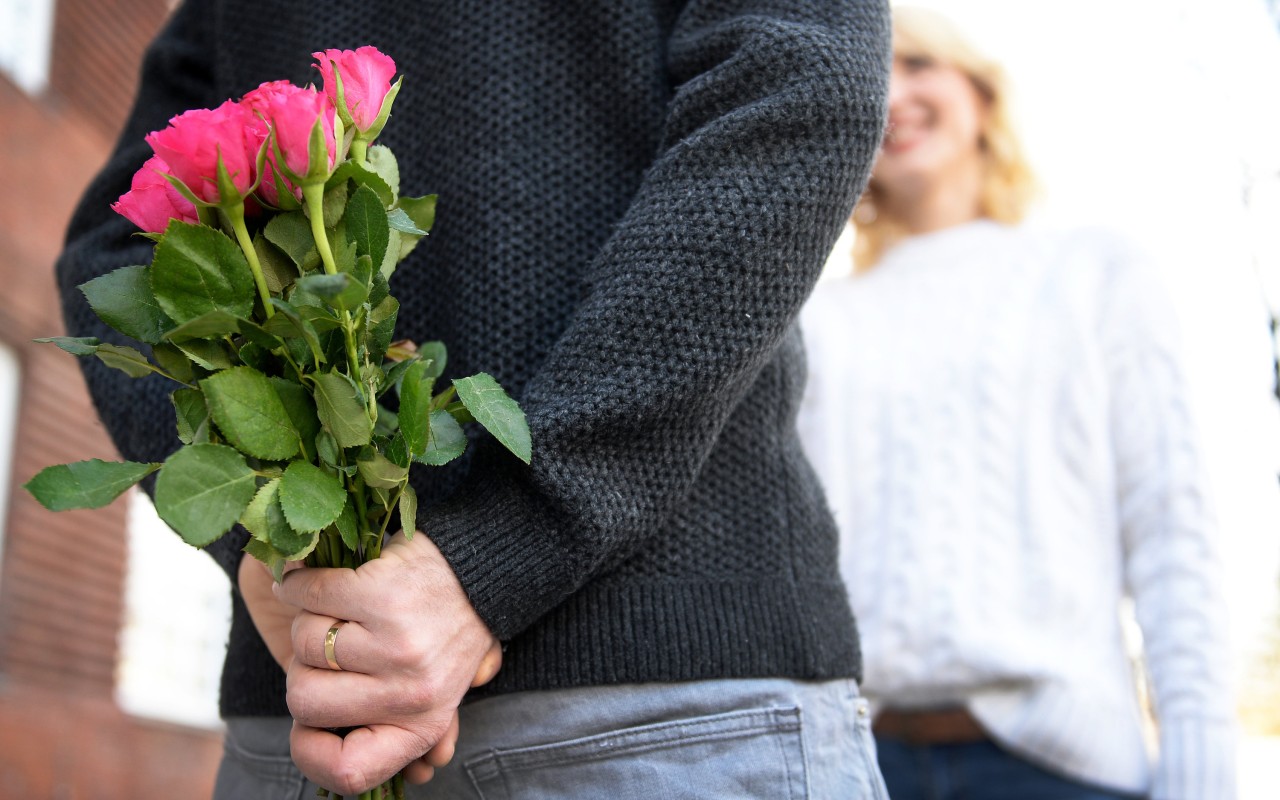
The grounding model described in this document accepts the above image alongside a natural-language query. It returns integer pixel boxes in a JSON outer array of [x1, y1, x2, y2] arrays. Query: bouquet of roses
[[25, 46, 528, 800]]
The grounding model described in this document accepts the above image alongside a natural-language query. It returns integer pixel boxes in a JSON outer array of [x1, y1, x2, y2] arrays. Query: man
[[57, 0, 890, 795]]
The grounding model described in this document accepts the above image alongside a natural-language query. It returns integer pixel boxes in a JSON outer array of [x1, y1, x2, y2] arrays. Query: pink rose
[[313, 46, 397, 133], [240, 79, 332, 200], [111, 156, 200, 233], [243, 80, 336, 188], [145, 100, 263, 205]]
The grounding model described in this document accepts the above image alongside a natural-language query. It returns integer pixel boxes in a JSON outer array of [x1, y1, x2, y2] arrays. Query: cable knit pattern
[[55, 0, 891, 716], [798, 221, 1236, 799]]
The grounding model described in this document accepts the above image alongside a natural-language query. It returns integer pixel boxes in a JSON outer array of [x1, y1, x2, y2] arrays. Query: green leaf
[[25, 459, 159, 511], [243, 537, 288, 582], [175, 339, 233, 371], [242, 477, 320, 560], [345, 184, 389, 273], [315, 429, 341, 470], [378, 229, 401, 280], [253, 231, 299, 293], [264, 211, 320, 271], [367, 144, 400, 197], [327, 161, 394, 206], [384, 431, 411, 468], [333, 496, 359, 551], [330, 226, 358, 276], [296, 269, 368, 313], [152, 343, 196, 385], [80, 265, 174, 344], [95, 343, 155, 378], [373, 404, 399, 438], [398, 482, 417, 538], [417, 409, 467, 466], [35, 336, 100, 356], [265, 298, 325, 365], [357, 450, 407, 489], [396, 195, 436, 260], [386, 208, 429, 236], [201, 367, 301, 461], [172, 388, 210, 445], [151, 221, 256, 324], [236, 319, 286, 352], [453, 373, 531, 464], [398, 360, 435, 457], [163, 309, 244, 342], [366, 295, 399, 364], [419, 342, 447, 379], [279, 461, 347, 533], [270, 378, 321, 463], [154, 444, 257, 547], [312, 372, 373, 448]]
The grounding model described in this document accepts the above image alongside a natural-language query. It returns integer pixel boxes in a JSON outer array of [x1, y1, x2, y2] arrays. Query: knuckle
[[331, 764, 371, 797]]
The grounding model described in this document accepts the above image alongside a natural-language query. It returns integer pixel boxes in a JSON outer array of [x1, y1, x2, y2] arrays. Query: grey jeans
[[213, 677, 889, 799]]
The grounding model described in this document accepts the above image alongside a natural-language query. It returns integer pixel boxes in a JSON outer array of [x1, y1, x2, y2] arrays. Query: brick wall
[[0, 2, 223, 796]]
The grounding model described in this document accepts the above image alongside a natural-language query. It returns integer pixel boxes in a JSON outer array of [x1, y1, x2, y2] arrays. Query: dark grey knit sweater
[[57, 0, 889, 717]]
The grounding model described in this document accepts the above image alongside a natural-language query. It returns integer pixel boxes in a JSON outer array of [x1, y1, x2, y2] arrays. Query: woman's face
[[873, 53, 989, 196]]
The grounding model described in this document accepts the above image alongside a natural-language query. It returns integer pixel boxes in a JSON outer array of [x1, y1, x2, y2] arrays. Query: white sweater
[[798, 221, 1236, 799]]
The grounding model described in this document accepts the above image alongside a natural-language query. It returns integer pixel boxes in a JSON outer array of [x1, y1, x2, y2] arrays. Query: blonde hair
[[853, 6, 1038, 270]]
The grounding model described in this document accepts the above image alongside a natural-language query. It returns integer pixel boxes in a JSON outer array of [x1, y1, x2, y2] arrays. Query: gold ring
[[324, 621, 347, 671]]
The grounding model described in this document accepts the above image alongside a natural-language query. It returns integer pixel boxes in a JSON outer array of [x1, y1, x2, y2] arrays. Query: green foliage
[[151, 221, 256, 323], [453, 373, 531, 464], [80, 265, 174, 344], [154, 444, 257, 547], [279, 461, 347, 534], [312, 372, 373, 448], [201, 367, 301, 460], [398, 359, 435, 456], [30, 125, 530, 574], [25, 459, 159, 511]]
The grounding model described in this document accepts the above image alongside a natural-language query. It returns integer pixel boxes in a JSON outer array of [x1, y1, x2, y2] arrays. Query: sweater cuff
[[419, 459, 576, 641], [1153, 716, 1237, 800]]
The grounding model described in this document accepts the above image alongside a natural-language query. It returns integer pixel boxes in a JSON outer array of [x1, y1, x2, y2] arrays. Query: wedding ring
[[324, 621, 347, 671]]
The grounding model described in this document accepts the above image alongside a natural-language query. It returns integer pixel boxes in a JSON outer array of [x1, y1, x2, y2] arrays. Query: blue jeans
[[214, 678, 889, 799], [875, 737, 1146, 800]]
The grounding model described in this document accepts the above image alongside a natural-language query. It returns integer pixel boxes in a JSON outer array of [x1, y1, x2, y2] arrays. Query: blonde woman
[[798, 7, 1236, 800]]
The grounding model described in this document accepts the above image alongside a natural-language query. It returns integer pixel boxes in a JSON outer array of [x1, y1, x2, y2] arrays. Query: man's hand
[[238, 556, 297, 671], [275, 531, 502, 795]]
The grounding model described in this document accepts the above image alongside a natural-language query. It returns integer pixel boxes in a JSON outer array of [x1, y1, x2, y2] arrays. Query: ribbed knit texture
[[798, 221, 1237, 799], [56, 0, 890, 717]]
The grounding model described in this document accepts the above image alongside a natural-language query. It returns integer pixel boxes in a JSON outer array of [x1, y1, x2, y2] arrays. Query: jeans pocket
[[213, 723, 308, 800], [464, 705, 808, 800]]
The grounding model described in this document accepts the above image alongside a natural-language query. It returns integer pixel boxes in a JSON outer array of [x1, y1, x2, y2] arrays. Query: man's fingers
[[425, 711, 460, 768], [292, 613, 383, 675], [275, 565, 368, 620], [291, 721, 431, 797], [402, 760, 435, 785], [286, 664, 456, 730], [471, 639, 503, 687]]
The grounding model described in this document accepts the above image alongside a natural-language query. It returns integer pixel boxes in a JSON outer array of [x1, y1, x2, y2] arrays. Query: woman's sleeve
[[1102, 239, 1238, 800]]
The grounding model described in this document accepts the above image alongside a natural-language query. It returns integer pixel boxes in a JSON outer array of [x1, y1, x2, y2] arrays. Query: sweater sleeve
[[53, 2, 248, 580], [422, 0, 890, 640], [1101, 240, 1238, 800]]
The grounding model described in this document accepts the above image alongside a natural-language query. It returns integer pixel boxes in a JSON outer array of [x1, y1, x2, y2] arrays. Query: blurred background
[[0, 0, 1277, 797]]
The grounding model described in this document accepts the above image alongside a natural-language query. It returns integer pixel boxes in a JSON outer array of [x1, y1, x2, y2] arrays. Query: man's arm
[[280, 1, 890, 792], [424, 0, 891, 642]]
